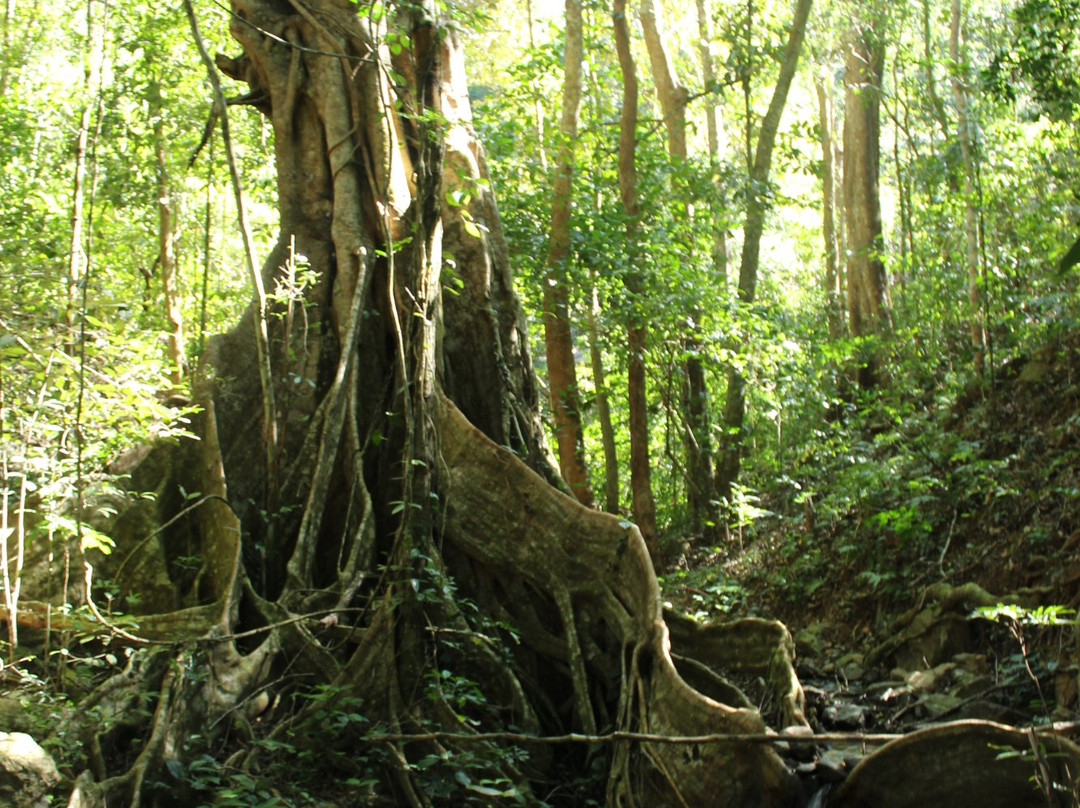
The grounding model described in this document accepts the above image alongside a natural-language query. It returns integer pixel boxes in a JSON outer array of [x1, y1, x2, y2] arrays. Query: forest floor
[[664, 329, 1080, 747]]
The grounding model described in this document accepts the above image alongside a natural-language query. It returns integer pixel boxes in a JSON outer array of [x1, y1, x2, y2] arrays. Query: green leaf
[[466, 783, 511, 797]]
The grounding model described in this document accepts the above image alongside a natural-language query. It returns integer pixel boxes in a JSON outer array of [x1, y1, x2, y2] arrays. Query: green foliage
[[660, 567, 749, 620], [985, 0, 1080, 121]]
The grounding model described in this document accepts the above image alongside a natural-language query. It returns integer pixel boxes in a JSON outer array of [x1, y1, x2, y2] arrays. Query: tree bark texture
[[843, 25, 892, 389], [543, 0, 593, 505], [613, 0, 661, 564], [51, 2, 813, 805]]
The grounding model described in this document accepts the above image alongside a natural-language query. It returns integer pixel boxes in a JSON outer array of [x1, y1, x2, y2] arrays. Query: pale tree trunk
[[922, 0, 952, 145], [65, 0, 100, 354], [543, 0, 593, 505], [843, 24, 892, 389], [525, 0, 548, 172], [890, 58, 912, 291], [638, 0, 688, 156], [151, 84, 186, 387], [949, 0, 986, 373], [0, 0, 15, 93], [614, 0, 661, 564], [816, 73, 845, 340], [696, 0, 730, 290], [48, 2, 808, 805], [716, 0, 813, 499], [587, 284, 620, 513], [639, 0, 719, 537]]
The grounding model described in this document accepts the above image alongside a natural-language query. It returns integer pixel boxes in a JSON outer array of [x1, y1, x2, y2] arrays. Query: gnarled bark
[[50, 2, 802, 805]]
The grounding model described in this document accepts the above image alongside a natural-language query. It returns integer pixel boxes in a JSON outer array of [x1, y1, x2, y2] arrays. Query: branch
[[356, 722, 1080, 747], [359, 728, 901, 746]]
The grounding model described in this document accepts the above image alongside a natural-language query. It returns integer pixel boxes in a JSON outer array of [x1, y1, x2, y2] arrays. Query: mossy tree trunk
[[63, 3, 802, 805]]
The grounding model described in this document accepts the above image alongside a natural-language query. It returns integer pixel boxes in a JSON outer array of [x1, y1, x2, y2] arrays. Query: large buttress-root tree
[[66, 3, 800, 806]]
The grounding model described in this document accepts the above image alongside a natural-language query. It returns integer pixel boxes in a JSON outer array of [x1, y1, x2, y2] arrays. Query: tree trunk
[[0, 0, 15, 94], [151, 84, 186, 388], [543, 0, 593, 505], [639, 0, 718, 538], [638, 0, 688, 158], [54, 2, 809, 805], [922, 0, 952, 144], [587, 284, 620, 514], [65, 0, 99, 354], [816, 74, 845, 341], [696, 0, 730, 291], [613, 0, 661, 564], [843, 24, 892, 389], [716, 0, 813, 499], [949, 0, 986, 373]]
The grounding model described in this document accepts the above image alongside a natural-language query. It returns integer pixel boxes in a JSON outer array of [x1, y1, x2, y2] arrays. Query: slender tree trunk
[[716, 0, 813, 499], [640, 0, 718, 536], [152, 85, 186, 387], [891, 58, 910, 292], [613, 0, 660, 564], [922, 0, 951, 143], [638, 0, 688, 155], [65, 0, 98, 354], [586, 285, 620, 513], [696, 0, 729, 290], [843, 24, 892, 389], [816, 74, 844, 340], [525, 0, 548, 172], [0, 0, 15, 94], [542, 0, 593, 504], [949, 0, 986, 373]]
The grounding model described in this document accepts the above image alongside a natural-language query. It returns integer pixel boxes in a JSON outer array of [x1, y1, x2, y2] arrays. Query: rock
[[952, 653, 989, 676], [815, 748, 851, 783], [906, 662, 954, 693], [0, 732, 60, 808], [916, 692, 963, 718], [780, 724, 818, 762], [795, 622, 826, 658], [952, 672, 993, 700], [866, 680, 907, 699], [0, 698, 34, 734], [836, 652, 865, 682], [822, 703, 869, 730]]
